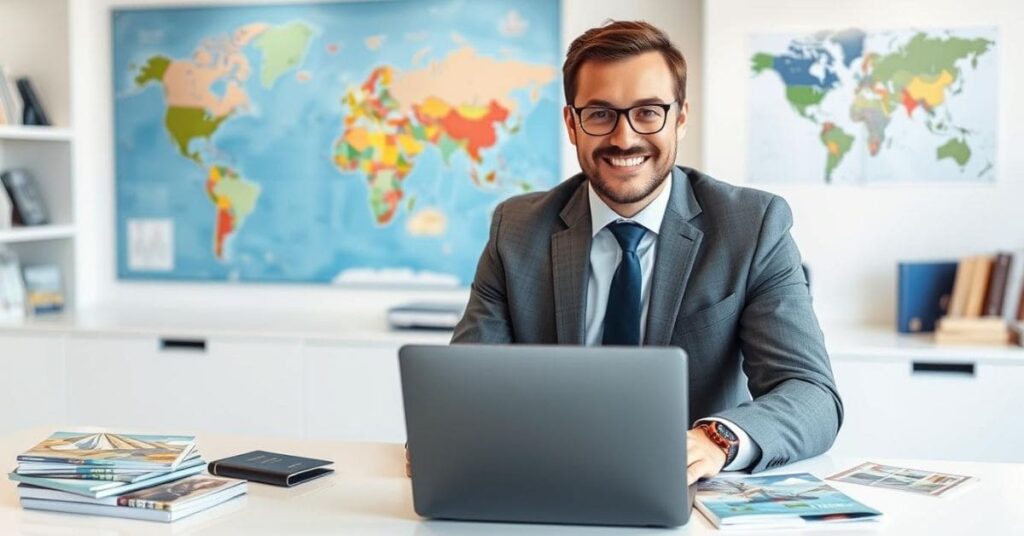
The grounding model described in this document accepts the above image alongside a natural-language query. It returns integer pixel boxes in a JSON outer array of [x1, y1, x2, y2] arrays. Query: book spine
[[948, 258, 974, 317], [965, 256, 993, 317], [208, 461, 287, 486], [983, 253, 1011, 316]]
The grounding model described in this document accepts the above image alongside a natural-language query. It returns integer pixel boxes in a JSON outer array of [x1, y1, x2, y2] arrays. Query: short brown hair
[[563, 20, 687, 106]]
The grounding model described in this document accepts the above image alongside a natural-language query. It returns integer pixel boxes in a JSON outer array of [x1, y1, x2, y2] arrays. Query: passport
[[208, 450, 333, 487]]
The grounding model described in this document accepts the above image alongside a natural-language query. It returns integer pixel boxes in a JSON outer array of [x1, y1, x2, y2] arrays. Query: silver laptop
[[399, 344, 693, 527]]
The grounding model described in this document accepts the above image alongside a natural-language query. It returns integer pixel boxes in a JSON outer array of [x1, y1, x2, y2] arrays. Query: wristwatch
[[697, 421, 739, 467]]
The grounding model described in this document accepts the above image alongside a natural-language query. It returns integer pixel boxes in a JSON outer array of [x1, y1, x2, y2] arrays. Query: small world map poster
[[748, 27, 996, 184], [114, 0, 561, 285]]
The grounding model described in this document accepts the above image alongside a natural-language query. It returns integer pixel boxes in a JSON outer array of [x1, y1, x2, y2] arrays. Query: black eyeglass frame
[[569, 100, 678, 136]]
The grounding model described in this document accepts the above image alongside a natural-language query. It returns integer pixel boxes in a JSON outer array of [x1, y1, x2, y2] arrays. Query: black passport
[[208, 450, 334, 487]]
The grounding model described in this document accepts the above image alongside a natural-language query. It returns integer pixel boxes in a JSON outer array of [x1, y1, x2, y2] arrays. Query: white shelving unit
[[0, 0, 75, 311]]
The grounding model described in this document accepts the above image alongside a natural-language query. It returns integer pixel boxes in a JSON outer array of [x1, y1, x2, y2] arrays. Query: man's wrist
[[696, 421, 738, 467]]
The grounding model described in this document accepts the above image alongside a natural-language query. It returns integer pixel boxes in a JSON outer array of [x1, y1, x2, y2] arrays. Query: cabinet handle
[[911, 361, 975, 376], [159, 338, 207, 352]]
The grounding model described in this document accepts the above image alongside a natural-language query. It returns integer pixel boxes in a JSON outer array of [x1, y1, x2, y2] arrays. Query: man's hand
[[686, 428, 727, 485], [405, 444, 412, 478]]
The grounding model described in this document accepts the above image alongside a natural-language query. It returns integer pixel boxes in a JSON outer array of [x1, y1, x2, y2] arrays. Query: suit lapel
[[645, 167, 704, 346], [552, 179, 592, 344]]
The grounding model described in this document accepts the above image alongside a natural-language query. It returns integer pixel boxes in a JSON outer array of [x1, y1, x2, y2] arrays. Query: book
[[18, 476, 246, 523], [22, 264, 64, 314], [208, 450, 333, 487], [0, 183, 12, 228], [935, 329, 1011, 345], [695, 473, 882, 530], [828, 462, 975, 497], [964, 255, 993, 317], [17, 432, 197, 469], [9, 459, 206, 498], [983, 253, 1012, 317], [0, 66, 22, 126], [16, 77, 50, 126], [1, 168, 49, 226], [15, 452, 203, 480], [387, 301, 465, 329], [947, 257, 975, 317], [0, 248, 26, 321], [936, 316, 1007, 333], [1002, 250, 1024, 323], [897, 261, 958, 333]]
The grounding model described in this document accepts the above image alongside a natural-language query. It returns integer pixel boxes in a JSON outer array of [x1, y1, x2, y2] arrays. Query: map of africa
[[113, 0, 560, 285], [748, 27, 996, 184]]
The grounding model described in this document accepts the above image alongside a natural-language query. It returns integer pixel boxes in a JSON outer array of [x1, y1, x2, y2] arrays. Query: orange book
[[964, 256, 993, 317], [947, 257, 975, 317]]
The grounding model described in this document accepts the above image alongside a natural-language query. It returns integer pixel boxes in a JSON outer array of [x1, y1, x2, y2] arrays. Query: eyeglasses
[[570, 101, 676, 136]]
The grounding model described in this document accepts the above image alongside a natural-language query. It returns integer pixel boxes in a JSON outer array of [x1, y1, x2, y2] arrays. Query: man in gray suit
[[451, 21, 842, 485]]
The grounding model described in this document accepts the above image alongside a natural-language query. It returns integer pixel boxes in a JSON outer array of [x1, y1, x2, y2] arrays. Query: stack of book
[[934, 251, 1024, 345], [9, 431, 246, 522]]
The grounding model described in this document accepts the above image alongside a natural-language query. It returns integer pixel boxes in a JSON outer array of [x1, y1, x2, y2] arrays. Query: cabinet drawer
[[0, 333, 66, 434], [304, 342, 405, 443], [65, 334, 303, 437], [831, 357, 1024, 462]]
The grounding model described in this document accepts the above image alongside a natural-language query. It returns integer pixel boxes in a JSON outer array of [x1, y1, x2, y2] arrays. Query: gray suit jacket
[[452, 166, 843, 472]]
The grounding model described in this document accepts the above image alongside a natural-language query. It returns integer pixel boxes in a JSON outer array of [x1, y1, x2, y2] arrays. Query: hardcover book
[[208, 450, 333, 487], [695, 473, 882, 530], [897, 261, 958, 333], [17, 432, 197, 469], [1, 169, 49, 226]]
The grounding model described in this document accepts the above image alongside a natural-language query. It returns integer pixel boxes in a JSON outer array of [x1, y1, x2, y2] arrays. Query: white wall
[[703, 0, 1024, 324], [71, 0, 702, 314]]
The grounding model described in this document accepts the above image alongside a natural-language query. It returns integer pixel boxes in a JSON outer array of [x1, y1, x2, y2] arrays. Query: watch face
[[715, 422, 738, 442]]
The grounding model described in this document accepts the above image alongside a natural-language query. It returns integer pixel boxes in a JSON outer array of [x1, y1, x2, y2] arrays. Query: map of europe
[[748, 28, 996, 183], [114, 0, 560, 284]]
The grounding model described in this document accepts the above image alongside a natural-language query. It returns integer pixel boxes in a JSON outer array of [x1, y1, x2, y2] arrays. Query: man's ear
[[675, 100, 689, 140], [563, 106, 578, 146]]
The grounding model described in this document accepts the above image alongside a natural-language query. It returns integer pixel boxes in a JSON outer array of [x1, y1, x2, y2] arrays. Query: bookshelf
[[0, 0, 75, 311]]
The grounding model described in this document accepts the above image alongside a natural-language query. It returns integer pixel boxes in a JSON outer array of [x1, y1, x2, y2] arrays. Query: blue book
[[898, 261, 959, 333], [696, 473, 882, 529]]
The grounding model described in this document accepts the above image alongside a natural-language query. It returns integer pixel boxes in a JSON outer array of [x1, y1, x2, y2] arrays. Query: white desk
[[1, 427, 1021, 535]]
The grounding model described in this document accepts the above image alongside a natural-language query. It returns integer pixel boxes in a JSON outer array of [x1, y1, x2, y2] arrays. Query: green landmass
[[937, 138, 971, 167], [867, 33, 993, 90], [819, 123, 855, 182], [135, 55, 171, 86], [785, 85, 827, 118], [751, 52, 775, 74], [165, 106, 228, 163], [253, 22, 315, 88]]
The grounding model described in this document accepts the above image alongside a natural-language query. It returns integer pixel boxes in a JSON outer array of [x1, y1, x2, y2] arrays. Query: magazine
[[696, 473, 882, 529], [828, 462, 975, 497], [18, 432, 197, 469]]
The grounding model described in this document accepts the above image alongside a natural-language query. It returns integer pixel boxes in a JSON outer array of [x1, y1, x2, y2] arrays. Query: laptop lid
[[399, 344, 691, 527]]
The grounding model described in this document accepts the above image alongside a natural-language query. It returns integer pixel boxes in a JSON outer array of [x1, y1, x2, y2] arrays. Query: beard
[[580, 142, 675, 205]]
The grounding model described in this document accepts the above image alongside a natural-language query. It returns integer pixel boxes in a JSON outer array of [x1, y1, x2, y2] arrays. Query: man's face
[[563, 51, 688, 207]]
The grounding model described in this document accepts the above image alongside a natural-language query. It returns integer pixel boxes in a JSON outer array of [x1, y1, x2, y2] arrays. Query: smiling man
[[451, 21, 843, 484]]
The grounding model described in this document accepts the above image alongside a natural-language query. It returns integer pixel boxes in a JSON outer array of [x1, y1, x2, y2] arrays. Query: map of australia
[[748, 27, 996, 184], [114, 0, 560, 284]]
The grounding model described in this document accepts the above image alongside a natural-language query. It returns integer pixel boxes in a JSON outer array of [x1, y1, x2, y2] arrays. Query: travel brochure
[[695, 473, 882, 530], [828, 462, 976, 497]]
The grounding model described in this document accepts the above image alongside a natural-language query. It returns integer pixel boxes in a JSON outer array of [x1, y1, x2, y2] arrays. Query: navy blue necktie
[[602, 221, 646, 346]]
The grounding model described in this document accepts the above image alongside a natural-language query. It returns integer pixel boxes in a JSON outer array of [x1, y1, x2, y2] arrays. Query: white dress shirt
[[583, 173, 761, 471]]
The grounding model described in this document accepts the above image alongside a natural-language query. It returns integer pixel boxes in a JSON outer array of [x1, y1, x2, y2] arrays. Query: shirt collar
[[588, 172, 673, 238]]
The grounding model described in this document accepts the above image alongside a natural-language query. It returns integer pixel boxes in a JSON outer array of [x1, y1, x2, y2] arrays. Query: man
[[449, 21, 842, 485]]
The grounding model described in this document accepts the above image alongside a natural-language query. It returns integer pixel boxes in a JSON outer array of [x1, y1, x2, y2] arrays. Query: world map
[[748, 28, 996, 183], [114, 0, 560, 284]]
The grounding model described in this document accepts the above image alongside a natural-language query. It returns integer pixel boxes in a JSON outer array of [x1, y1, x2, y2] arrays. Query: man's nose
[[607, 112, 640, 149]]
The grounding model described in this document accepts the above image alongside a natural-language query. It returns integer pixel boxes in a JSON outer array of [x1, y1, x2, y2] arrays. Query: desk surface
[[1, 427, 1021, 535]]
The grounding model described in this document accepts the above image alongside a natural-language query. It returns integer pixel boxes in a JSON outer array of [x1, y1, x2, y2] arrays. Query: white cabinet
[[65, 334, 303, 438], [303, 342, 406, 443], [0, 333, 66, 434], [830, 356, 1024, 463]]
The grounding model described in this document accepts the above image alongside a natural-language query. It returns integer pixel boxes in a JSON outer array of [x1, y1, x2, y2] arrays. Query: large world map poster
[[748, 27, 996, 184], [114, 0, 561, 285]]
